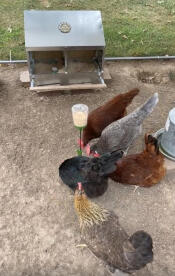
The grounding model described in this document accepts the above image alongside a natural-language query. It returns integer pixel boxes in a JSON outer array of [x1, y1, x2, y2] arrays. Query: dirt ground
[[0, 60, 175, 276]]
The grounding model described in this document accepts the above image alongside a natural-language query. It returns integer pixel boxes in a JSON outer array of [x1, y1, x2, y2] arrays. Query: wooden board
[[30, 83, 106, 92], [20, 67, 110, 91]]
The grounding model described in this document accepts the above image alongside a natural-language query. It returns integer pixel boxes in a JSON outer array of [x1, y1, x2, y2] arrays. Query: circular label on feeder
[[58, 22, 71, 33]]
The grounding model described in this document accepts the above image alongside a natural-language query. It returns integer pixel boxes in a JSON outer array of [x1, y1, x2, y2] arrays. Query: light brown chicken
[[82, 88, 139, 146], [110, 134, 166, 187]]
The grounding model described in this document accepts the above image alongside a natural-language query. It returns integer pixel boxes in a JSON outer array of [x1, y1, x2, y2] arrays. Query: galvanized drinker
[[72, 104, 89, 156], [160, 108, 175, 158]]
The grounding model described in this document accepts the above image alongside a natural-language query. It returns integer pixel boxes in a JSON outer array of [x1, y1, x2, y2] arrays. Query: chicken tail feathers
[[145, 134, 159, 154], [134, 93, 159, 125], [122, 88, 140, 105], [140, 92, 158, 115], [88, 150, 124, 176], [124, 231, 153, 270]]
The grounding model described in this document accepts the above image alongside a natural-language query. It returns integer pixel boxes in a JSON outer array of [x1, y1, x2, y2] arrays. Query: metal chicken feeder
[[153, 108, 175, 161], [24, 10, 106, 91], [161, 108, 175, 158]]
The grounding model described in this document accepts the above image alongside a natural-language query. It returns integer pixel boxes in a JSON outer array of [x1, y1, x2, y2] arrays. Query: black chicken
[[59, 150, 123, 198]]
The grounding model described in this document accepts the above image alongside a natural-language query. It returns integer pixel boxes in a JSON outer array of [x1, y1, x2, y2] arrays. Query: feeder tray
[[24, 10, 107, 91]]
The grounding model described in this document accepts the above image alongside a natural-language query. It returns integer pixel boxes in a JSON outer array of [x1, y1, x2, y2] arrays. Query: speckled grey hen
[[74, 183, 153, 274], [90, 93, 159, 155]]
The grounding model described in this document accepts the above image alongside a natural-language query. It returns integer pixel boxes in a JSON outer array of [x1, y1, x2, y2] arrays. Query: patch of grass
[[1, 0, 175, 59]]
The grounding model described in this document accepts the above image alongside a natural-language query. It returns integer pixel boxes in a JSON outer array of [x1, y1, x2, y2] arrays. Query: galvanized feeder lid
[[24, 10, 105, 50]]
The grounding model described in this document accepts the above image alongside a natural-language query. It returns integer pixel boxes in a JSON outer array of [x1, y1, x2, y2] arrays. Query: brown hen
[[110, 134, 166, 187], [82, 88, 139, 146]]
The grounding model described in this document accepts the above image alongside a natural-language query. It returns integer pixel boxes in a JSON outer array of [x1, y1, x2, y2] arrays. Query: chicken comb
[[77, 182, 82, 190], [93, 151, 100, 157]]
